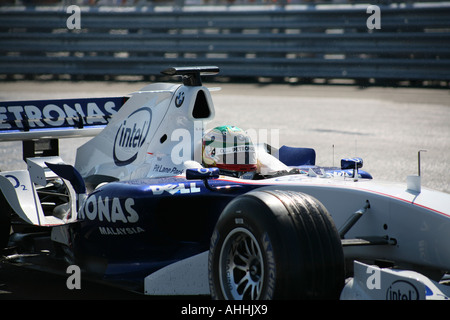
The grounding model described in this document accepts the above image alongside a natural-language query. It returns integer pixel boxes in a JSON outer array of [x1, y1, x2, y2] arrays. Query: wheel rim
[[219, 227, 264, 300]]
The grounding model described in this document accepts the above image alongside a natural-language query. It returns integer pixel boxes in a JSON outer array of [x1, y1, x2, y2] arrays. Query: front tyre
[[208, 189, 345, 300]]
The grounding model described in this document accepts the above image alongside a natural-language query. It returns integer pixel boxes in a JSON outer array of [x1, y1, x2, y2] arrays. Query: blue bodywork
[[73, 176, 258, 287], [71, 145, 372, 289]]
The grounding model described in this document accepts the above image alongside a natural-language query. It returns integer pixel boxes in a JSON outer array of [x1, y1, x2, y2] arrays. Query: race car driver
[[202, 125, 299, 179], [202, 125, 257, 178]]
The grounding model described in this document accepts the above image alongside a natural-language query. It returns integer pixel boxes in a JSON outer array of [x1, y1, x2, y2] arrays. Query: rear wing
[[0, 96, 127, 141], [0, 96, 127, 160]]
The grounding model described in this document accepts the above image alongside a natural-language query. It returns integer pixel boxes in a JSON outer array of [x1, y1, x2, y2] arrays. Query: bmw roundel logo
[[175, 91, 185, 107]]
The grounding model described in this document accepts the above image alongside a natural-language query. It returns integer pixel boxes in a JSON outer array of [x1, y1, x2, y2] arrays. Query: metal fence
[[1, 4, 449, 86]]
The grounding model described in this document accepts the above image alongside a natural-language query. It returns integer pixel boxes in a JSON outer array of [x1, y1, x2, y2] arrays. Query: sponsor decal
[[4, 174, 25, 190], [149, 182, 200, 195], [262, 232, 276, 299], [0, 97, 122, 130], [215, 145, 255, 156], [79, 195, 139, 224], [113, 107, 151, 166], [386, 280, 421, 300], [98, 226, 145, 236], [79, 195, 145, 236], [153, 164, 184, 175]]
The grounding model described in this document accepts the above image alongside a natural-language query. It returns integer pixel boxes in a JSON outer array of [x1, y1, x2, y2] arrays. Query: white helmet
[[202, 125, 257, 175]]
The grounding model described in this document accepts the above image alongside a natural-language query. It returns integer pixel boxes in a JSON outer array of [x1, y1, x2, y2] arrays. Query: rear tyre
[[208, 189, 345, 300]]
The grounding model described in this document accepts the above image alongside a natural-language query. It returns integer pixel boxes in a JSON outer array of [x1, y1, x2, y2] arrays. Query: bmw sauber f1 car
[[0, 66, 449, 300]]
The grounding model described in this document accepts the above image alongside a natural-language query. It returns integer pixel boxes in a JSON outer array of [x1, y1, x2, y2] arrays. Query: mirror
[[186, 168, 219, 180], [341, 157, 363, 170]]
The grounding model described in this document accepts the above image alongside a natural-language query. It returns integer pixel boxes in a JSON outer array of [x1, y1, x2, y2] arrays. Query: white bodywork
[[341, 261, 450, 300], [0, 156, 77, 226], [0, 70, 449, 299], [75, 82, 214, 181]]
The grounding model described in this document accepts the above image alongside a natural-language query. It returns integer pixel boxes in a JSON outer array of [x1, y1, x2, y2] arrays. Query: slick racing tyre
[[208, 189, 345, 300]]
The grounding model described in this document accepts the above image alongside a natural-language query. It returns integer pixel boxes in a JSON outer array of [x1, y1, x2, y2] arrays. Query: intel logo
[[113, 107, 151, 166], [386, 280, 421, 300]]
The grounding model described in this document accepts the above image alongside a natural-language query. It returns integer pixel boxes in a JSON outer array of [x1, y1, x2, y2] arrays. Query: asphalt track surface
[[0, 81, 449, 300]]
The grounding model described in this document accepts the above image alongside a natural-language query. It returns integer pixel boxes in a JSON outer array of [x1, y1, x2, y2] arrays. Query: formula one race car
[[0, 66, 449, 300]]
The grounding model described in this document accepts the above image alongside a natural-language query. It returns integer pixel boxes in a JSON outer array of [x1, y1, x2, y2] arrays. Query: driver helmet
[[202, 125, 257, 177]]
